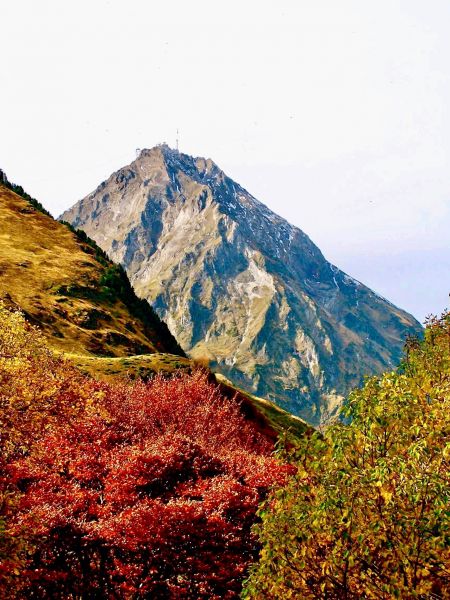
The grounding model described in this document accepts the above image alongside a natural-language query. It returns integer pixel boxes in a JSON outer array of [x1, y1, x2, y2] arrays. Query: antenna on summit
[[176, 129, 179, 152]]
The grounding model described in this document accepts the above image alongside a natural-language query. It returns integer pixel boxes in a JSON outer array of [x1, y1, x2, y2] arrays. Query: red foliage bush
[[7, 371, 290, 598]]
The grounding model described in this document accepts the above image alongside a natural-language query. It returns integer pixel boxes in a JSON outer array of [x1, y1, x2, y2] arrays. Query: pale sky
[[1, 0, 449, 322]]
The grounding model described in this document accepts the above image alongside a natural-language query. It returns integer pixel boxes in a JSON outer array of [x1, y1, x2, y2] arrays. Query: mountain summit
[[61, 145, 422, 424]]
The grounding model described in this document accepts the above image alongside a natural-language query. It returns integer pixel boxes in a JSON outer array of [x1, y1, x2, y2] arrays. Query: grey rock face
[[61, 145, 422, 425]]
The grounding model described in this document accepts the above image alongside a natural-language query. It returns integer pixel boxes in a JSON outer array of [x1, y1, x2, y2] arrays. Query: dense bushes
[[243, 312, 450, 599], [0, 303, 289, 598]]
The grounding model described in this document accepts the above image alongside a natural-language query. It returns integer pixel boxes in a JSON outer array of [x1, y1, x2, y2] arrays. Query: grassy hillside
[[214, 373, 310, 443], [68, 352, 192, 379], [0, 183, 183, 357]]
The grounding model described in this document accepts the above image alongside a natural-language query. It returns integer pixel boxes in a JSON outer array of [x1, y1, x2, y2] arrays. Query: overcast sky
[[1, 0, 449, 322]]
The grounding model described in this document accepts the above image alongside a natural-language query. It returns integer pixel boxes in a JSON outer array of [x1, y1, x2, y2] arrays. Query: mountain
[[0, 177, 183, 358], [61, 145, 423, 425]]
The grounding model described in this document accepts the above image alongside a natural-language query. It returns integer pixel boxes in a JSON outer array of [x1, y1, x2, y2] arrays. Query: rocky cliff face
[[61, 145, 422, 425]]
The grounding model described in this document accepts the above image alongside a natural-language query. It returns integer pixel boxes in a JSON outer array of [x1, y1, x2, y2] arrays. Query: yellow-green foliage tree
[[0, 302, 94, 459], [243, 312, 450, 599]]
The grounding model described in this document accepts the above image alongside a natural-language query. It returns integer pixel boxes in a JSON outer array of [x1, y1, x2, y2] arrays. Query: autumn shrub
[[243, 312, 450, 599], [0, 302, 100, 596], [0, 303, 289, 598]]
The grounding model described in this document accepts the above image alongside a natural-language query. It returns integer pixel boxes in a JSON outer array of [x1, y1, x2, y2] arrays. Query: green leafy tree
[[244, 312, 450, 599]]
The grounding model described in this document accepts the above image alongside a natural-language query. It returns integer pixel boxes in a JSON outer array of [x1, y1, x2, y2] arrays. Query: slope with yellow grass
[[0, 182, 183, 357]]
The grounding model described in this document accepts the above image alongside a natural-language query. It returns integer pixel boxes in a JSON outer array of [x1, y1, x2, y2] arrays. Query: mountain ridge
[[61, 145, 423, 425]]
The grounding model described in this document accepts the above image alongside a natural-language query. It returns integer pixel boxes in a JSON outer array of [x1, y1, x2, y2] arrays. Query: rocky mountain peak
[[133, 145, 222, 186], [60, 148, 423, 425]]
